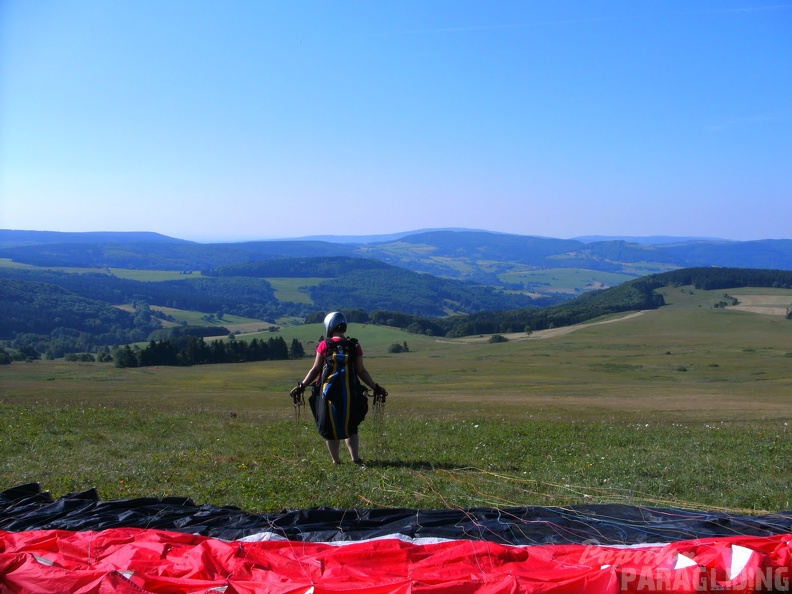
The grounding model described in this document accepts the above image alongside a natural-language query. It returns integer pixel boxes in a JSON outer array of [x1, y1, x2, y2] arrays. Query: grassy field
[[110, 269, 204, 281], [266, 277, 325, 304], [2, 286, 792, 514], [498, 267, 636, 294], [145, 306, 272, 331]]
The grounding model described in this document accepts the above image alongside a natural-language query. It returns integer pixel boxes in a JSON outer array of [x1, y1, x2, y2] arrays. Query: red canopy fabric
[[2, 528, 791, 593]]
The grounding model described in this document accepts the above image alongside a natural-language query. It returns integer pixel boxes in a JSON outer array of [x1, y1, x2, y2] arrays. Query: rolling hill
[[3, 229, 792, 285], [2, 228, 792, 359]]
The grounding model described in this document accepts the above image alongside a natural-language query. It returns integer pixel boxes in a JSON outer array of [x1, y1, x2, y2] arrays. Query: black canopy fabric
[[2, 483, 791, 545]]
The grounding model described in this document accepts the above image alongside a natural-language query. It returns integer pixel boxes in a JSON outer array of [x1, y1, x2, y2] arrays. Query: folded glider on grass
[[1, 483, 791, 593]]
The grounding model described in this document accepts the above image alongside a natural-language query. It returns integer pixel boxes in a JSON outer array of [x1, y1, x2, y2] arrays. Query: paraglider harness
[[291, 337, 387, 436], [288, 337, 365, 439]]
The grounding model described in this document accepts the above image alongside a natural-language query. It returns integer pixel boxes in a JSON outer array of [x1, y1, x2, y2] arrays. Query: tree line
[[113, 335, 305, 368], [652, 267, 792, 291], [203, 257, 390, 278]]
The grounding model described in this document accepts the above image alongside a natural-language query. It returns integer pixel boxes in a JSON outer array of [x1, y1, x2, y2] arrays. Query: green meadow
[[498, 267, 636, 293], [146, 306, 270, 330], [2, 286, 791, 514], [110, 269, 204, 281], [266, 277, 327, 304]]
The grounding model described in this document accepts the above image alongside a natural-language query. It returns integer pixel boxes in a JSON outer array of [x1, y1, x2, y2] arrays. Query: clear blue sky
[[1, 1, 790, 242]]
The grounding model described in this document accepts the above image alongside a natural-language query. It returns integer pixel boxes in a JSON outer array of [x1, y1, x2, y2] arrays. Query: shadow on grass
[[361, 459, 470, 471]]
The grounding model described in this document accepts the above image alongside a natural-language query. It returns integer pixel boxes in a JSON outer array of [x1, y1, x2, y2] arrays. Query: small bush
[[65, 353, 96, 363]]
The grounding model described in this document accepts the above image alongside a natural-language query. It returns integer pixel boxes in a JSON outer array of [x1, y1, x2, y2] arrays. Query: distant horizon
[[0, 226, 760, 245]]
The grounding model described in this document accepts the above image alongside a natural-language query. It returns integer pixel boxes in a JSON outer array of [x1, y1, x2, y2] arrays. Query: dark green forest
[[650, 267, 792, 291], [0, 278, 161, 357], [114, 335, 296, 368]]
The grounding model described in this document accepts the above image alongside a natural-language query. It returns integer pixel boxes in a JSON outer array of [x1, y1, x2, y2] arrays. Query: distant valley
[[2, 228, 792, 360], [3, 228, 792, 292]]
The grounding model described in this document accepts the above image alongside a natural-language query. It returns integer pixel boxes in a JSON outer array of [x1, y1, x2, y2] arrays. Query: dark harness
[[309, 337, 368, 439]]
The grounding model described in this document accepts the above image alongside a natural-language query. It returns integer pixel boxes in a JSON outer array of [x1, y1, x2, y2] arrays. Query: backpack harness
[[309, 337, 368, 440]]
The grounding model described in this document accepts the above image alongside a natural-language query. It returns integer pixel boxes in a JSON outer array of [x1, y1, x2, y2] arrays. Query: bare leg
[[345, 433, 361, 463], [325, 440, 342, 464]]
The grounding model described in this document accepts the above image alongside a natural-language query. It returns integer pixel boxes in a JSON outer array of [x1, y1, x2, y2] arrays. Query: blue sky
[[1, 1, 790, 242]]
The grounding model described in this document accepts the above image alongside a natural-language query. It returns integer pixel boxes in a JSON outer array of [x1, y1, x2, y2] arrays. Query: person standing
[[290, 312, 387, 464]]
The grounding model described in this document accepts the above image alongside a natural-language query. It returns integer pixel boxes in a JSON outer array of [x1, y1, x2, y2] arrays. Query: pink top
[[317, 336, 363, 357]]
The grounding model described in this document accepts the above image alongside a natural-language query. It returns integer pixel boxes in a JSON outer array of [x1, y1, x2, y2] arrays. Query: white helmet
[[323, 311, 347, 335]]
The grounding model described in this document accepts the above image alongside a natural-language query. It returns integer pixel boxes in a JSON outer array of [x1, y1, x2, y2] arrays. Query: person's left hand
[[373, 383, 388, 403], [290, 382, 305, 403]]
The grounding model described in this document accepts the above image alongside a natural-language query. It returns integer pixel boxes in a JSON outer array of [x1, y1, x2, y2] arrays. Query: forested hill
[[420, 267, 792, 337], [0, 230, 188, 248], [2, 264, 791, 358], [646, 267, 792, 291], [3, 230, 792, 282], [0, 278, 162, 352], [0, 255, 543, 356]]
